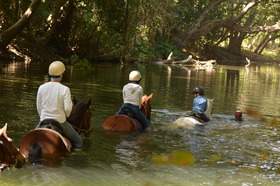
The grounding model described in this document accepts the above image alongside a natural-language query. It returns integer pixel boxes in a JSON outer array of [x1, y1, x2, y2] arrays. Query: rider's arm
[[64, 88, 73, 117], [36, 87, 42, 115]]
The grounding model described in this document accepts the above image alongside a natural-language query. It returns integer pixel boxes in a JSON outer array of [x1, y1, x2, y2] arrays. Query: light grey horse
[[172, 99, 214, 129]]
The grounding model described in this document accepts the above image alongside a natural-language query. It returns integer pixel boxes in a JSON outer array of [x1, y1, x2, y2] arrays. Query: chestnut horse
[[0, 124, 25, 171], [19, 97, 92, 161], [103, 94, 153, 132]]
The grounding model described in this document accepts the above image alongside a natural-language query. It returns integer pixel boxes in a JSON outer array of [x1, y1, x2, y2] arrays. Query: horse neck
[[204, 99, 213, 119], [67, 103, 88, 131], [140, 101, 151, 120]]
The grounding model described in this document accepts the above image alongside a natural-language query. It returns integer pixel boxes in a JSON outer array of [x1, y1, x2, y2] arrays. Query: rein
[[70, 109, 91, 135], [0, 139, 25, 169], [71, 122, 90, 134]]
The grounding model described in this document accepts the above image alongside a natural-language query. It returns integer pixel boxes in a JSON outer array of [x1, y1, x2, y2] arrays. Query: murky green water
[[1, 60, 280, 185]]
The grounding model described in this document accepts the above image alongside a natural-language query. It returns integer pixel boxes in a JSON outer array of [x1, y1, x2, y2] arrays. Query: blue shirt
[[192, 96, 207, 114]]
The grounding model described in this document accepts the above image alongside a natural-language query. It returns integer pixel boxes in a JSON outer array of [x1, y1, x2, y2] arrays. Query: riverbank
[[207, 47, 280, 64], [1, 42, 279, 64]]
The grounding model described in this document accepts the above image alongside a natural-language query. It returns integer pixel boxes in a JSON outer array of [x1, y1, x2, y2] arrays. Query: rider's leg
[[60, 121, 83, 150], [131, 106, 150, 129]]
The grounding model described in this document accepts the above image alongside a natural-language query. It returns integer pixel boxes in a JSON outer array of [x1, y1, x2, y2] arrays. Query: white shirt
[[36, 82, 73, 123], [122, 83, 143, 107]]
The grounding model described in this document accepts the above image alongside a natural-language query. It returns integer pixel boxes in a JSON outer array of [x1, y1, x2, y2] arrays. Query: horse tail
[[28, 142, 42, 162]]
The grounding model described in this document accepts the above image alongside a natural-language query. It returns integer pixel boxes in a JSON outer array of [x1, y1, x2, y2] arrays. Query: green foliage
[[154, 41, 186, 60], [131, 40, 186, 61], [1, 0, 279, 61], [70, 55, 94, 70], [132, 39, 155, 60]]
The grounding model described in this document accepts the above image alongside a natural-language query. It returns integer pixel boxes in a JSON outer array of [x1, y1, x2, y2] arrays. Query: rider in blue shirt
[[191, 86, 209, 122]]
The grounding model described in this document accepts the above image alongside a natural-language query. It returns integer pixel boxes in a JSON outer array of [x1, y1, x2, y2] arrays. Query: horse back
[[103, 115, 141, 132], [19, 129, 71, 159]]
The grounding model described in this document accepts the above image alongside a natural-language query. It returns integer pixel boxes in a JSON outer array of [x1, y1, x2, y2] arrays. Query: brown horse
[[19, 97, 92, 161], [0, 124, 25, 171], [103, 94, 153, 132]]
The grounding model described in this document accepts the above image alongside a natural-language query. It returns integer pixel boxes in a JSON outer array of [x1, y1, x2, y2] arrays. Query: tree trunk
[[177, 0, 226, 48], [177, 1, 260, 49], [120, 0, 130, 63], [254, 33, 270, 54], [55, 0, 76, 56], [0, 0, 4, 30], [43, 0, 67, 45], [227, 9, 256, 56], [257, 34, 280, 54], [227, 32, 246, 56], [0, 0, 41, 49]]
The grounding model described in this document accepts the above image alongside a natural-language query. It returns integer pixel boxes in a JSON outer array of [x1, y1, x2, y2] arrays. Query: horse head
[[0, 124, 26, 170], [140, 94, 153, 120], [67, 97, 92, 137]]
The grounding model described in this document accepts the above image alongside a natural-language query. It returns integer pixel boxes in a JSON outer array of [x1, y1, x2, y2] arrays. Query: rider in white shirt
[[116, 70, 149, 130], [36, 61, 83, 150]]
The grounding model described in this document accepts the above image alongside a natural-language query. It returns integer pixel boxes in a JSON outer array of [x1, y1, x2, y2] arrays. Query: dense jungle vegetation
[[0, 0, 279, 63]]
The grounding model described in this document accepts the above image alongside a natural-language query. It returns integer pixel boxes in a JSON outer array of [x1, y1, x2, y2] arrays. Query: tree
[[0, 0, 41, 49]]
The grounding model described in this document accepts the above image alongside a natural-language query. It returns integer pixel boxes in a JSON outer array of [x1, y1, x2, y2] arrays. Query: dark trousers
[[190, 111, 209, 122], [116, 103, 149, 129]]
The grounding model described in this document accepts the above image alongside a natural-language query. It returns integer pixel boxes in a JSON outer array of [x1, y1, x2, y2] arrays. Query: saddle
[[118, 106, 136, 118], [38, 119, 63, 134], [189, 111, 206, 123]]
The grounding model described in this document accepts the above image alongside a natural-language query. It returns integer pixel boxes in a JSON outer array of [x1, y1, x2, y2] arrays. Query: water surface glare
[[1, 60, 280, 185]]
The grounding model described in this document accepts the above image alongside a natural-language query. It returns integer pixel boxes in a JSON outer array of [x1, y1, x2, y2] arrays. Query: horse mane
[[141, 94, 153, 120], [67, 101, 88, 126], [205, 98, 214, 120]]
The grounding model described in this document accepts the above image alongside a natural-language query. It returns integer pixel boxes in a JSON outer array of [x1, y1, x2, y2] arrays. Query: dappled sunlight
[[7, 45, 31, 65], [25, 8, 32, 16]]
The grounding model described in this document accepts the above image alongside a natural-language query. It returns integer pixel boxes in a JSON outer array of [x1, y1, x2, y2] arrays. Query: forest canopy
[[0, 0, 279, 62]]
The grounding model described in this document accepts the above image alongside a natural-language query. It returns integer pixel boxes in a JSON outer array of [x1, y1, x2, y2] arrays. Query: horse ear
[[73, 97, 78, 104], [148, 94, 153, 100], [87, 99, 91, 108]]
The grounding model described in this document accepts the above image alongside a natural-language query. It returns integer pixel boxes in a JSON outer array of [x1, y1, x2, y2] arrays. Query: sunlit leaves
[[70, 55, 94, 70], [151, 150, 195, 166]]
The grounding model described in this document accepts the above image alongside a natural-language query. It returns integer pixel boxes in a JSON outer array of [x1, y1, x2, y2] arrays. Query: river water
[[0, 60, 280, 185]]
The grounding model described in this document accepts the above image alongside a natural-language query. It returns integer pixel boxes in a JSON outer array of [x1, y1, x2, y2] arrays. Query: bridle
[[0, 138, 25, 169], [71, 109, 92, 136]]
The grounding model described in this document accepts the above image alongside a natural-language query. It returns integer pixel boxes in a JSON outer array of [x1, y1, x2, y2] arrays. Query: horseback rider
[[190, 86, 209, 122], [116, 70, 149, 130], [35, 61, 83, 150]]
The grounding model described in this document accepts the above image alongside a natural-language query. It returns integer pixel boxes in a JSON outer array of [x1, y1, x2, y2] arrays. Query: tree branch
[[0, 0, 41, 49], [177, 0, 226, 48]]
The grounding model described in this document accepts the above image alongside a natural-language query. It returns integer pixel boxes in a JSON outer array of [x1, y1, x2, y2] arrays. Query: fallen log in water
[[152, 52, 217, 68]]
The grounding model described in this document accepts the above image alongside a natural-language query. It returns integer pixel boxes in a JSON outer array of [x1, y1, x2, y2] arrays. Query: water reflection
[[1, 60, 280, 185]]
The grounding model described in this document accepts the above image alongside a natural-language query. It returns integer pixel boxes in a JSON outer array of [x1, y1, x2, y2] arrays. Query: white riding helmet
[[48, 61, 66, 76], [129, 70, 141, 81]]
